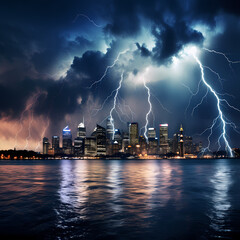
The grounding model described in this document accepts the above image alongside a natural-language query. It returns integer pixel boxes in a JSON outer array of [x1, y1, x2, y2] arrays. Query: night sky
[[1, 0, 240, 151]]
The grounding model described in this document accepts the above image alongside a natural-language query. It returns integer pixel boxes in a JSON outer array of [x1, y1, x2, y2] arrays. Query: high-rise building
[[122, 132, 129, 152], [185, 136, 193, 154], [62, 126, 72, 154], [84, 137, 97, 156], [96, 124, 106, 156], [139, 135, 147, 155], [74, 137, 84, 157], [148, 137, 158, 155], [159, 124, 169, 154], [179, 124, 184, 157], [172, 133, 178, 154], [43, 137, 50, 154], [77, 118, 86, 139], [52, 136, 59, 150], [129, 122, 139, 146], [106, 117, 114, 140], [114, 129, 122, 149], [148, 127, 156, 139]]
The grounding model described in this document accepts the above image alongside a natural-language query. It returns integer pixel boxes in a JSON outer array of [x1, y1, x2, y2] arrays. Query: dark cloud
[[136, 43, 151, 57], [0, 0, 240, 148]]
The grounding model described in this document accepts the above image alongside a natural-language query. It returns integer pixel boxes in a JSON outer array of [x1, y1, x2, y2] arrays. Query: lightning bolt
[[34, 116, 50, 152], [73, 13, 102, 28], [203, 48, 240, 72], [117, 95, 136, 121], [143, 79, 153, 142], [193, 53, 239, 157], [108, 71, 124, 140], [203, 48, 240, 64], [24, 109, 34, 150], [14, 91, 46, 149], [87, 49, 129, 89]]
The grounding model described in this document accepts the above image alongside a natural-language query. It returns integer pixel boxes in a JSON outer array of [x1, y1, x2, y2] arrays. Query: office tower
[[52, 136, 59, 150], [159, 124, 169, 154], [172, 133, 178, 154], [96, 124, 106, 156], [148, 138, 158, 155], [62, 126, 72, 154], [185, 136, 193, 154], [129, 122, 139, 146], [148, 128, 156, 139], [77, 118, 86, 139], [139, 135, 147, 155], [43, 137, 49, 154], [84, 137, 97, 156], [114, 129, 122, 149], [74, 137, 84, 157], [122, 132, 130, 152], [179, 124, 184, 157], [106, 117, 114, 140]]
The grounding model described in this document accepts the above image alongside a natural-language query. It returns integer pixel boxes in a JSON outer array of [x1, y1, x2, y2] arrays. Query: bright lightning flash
[[143, 78, 153, 142], [109, 71, 124, 140], [193, 54, 235, 157], [88, 49, 129, 89], [14, 91, 46, 150]]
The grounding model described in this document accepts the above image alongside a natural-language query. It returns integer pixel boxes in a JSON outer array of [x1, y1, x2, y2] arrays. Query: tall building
[[74, 137, 84, 157], [77, 118, 86, 139], [185, 136, 193, 154], [106, 117, 114, 140], [172, 133, 178, 154], [62, 126, 72, 154], [179, 124, 184, 157], [84, 137, 97, 156], [43, 137, 50, 155], [148, 137, 158, 155], [96, 124, 107, 156], [159, 124, 169, 154], [129, 122, 139, 146], [114, 129, 122, 149], [139, 135, 147, 155], [52, 136, 59, 150], [122, 132, 129, 152], [148, 127, 156, 139]]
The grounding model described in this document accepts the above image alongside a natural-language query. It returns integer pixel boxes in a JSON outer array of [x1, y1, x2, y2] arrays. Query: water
[[0, 159, 240, 239]]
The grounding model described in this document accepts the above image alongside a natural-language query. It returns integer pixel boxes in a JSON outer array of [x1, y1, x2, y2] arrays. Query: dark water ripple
[[0, 159, 240, 239]]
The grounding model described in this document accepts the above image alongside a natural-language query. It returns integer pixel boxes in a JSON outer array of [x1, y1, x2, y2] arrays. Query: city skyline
[[0, 1, 240, 153], [40, 116, 204, 158]]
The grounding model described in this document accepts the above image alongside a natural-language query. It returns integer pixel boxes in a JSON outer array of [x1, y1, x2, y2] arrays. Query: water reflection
[[209, 160, 232, 233], [1, 159, 240, 239], [57, 160, 184, 232]]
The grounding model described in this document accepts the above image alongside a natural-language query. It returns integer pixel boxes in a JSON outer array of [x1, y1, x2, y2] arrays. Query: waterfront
[[0, 159, 240, 239]]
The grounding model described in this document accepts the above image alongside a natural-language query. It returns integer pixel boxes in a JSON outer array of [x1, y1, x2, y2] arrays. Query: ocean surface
[[0, 159, 240, 239]]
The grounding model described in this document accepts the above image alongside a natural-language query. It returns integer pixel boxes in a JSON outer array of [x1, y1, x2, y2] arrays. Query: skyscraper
[[77, 118, 86, 139], [129, 122, 139, 146], [74, 137, 84, 157], [96, 124, 107, 156], [62, 126, 72, 154], [52, 136, 59, 150], [106, 117, 114, 140], [139, 135, 147, 155], [172, 133, 178, 154], [148, 137, 158, 155], [159, 124, 169, 154], [122, 132, 129, 152], [185, 136, 193, 154], [43, 137, 49, 154], [179, 124, 184, 157], [148, 127, 156, 139], [84, 137, 97, 156]]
